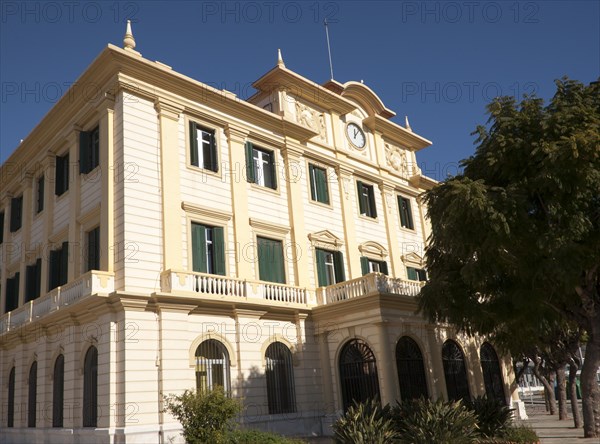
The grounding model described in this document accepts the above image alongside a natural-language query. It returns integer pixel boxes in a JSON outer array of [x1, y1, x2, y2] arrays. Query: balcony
[[160, 270, 314, 306], [0, 271, 115, 334], [316, 272, 423, 305], [159, 270, 422, 308]]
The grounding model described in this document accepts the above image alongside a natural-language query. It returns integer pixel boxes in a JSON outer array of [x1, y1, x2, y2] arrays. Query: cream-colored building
[[0, 26, 519, 443]]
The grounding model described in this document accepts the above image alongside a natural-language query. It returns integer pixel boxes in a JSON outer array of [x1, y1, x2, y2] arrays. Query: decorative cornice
[[182, 202, 232, 222], [249, 218, 290, 236]]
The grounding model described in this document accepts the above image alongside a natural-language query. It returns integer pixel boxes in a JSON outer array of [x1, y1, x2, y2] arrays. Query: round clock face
[[346, 122, 366, 149]]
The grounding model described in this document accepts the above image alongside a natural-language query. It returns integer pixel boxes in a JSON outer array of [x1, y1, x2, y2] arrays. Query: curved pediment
[[358, 241, 388, 260], [402, 252, 425, 267], [341, 81, 396, 119]]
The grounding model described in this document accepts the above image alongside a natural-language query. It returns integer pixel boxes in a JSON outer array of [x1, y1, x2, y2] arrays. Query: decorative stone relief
[[295, 100, 327, 141], [342, 177, 351, 200], [385, 142, 410, 178], [385, 192, 395, 214]]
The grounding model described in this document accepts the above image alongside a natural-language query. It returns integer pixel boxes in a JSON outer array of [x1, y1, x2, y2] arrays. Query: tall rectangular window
[[245, 142, 277, 190], [357, 181, 377, 218], [55, 153, 69, 196], [191, 223, 225, 275], [315, 248, 345, 287], [407, 266, 427, 282], [10, 195, 23, 232], [190, 121, 218, 172], [309, 164, 330, 205], [25, 258, 42, 302], [360, 257, 388, 275], [36, 176, 45, 213], [5, 272, 20, 312], [257, 237, 285, 284], [0, 211, 4, 243], [398, 196, 414, 230], [80, 126, 100, 174], [86, 227, 100, 272], [49, 242, 69, 290]]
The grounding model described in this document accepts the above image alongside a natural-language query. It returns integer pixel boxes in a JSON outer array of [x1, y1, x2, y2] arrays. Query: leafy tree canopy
[[418, 77, 600, 436]]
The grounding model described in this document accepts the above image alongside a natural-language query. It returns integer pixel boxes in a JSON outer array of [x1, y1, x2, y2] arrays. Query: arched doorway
[[442, 340, 470, 401], [396, 336, 428, 400], [480, 342, 506, 403]]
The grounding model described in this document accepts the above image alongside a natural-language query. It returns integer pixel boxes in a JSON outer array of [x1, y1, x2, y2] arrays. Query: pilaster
[[18, 173, 34, 306], [282, 141, 309, 286], [99, 101, 115, 272], [40, 153, 55, 296], [379, 183, 404, 278], [67, 129, 81, 281], [155, 99, 183, 271], [376, 321, 398, 405], [225, 125, 253, 280], [335, 166, 360, 278], [426, 326, 447, 400]]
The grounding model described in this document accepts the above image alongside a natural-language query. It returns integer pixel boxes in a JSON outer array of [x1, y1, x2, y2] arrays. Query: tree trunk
[[533, 362, 557, 415], [556, 365, 568, 420], [568, 358, 582, 428], [581, 319, 600, 438]]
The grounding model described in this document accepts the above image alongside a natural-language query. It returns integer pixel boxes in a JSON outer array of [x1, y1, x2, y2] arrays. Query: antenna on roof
[[324, 19, 335, 80]]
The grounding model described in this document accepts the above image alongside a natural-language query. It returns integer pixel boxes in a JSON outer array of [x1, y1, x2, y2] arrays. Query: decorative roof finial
[[123, 20, 136, 51], [277, 48, 285, 68], [405, 116, 412, 132]]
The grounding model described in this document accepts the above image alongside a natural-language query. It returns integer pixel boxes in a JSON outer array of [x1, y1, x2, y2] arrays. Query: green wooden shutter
[[357, 182, 366, 214], [37, 177, 44, 213], [10, 197, 22, 232], [417, 269, 427, 281], [191, 223, 207, 273], [380, 261, 389, 275], [368, 185, 377, 218], [317, 167, 329, 204], [79, 131, 91, 174], [0, 212, 4, 243], [55, 156, 63, 195], [49, 250, 58, 290], [407, 267, 418, 281], [360, 256, 370, 275], [308, 165, 317, 200], [245, 142, 255, 183], [189, 121, 199, 167], [35, 258, 42, 299], [88, 228, 99, 271], [207, 131, 218, 172], [258, 238, 285, 284], [268, 152, 277, 189], [272, 240, 285, 283], [60, 242, 69, 286], [333, 251, 345, 282], [25, 264, 36, 302], [213, 227, 226, 275], [315, 249, 327, 287]]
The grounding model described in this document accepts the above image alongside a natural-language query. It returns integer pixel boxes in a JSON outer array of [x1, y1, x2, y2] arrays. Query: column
[[155, 99, 183, 271], [224, 125, 253, 280]]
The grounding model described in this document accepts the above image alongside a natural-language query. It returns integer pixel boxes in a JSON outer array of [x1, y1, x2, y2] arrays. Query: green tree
[[418, 78, 600, 437]]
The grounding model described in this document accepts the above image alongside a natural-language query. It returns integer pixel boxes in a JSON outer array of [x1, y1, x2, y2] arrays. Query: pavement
[[518, 401, 600, 444]]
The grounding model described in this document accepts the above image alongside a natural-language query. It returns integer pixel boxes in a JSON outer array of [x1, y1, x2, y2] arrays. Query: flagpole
[[324, 19, 334, 80]]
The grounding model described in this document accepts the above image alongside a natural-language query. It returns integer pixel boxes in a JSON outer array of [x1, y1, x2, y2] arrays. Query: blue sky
[[1, 1, 598, 180]]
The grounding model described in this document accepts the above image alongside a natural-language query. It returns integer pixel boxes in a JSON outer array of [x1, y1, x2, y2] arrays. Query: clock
[[346, 122, 366, 149]]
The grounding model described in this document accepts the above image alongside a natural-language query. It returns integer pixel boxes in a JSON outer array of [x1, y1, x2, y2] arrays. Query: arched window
[[480, 343, 505, 404], [339, 339, 380, 411], [265, 342, 296, 414], [7, 367, 15, 428], [83, 346, 98, 427], [195, 339, 231, 394], [442, 340, 470, 401], [53, 354, 64, 427], [28, 361, 37, 427], [396, 336, 428, 400]]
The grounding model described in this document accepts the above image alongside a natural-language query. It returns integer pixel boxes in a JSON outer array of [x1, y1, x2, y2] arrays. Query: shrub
[[227, 429, 305, 443], [164, 386, 241, 444], [392, 398, 479, 444], [501, 425, 539, 443], [464, 396, 513, 438], [333, 398, 397, 444]]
